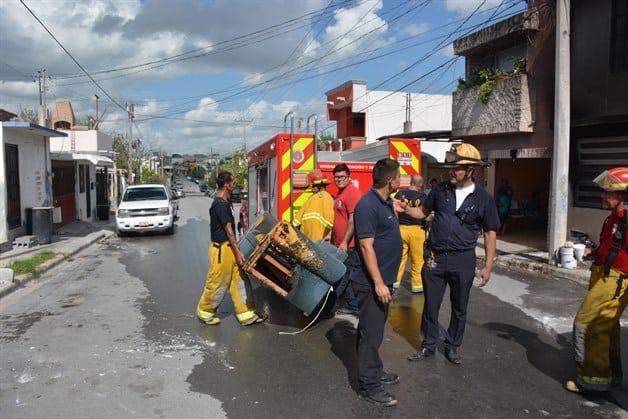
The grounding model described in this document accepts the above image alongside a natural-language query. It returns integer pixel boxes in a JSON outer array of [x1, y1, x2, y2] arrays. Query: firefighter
[[566, 167, 628, 393], [292, 169, 335, 242], [399, 143, 500, 365], [394, 175, 427, 293], [196, 171, 267, 326]]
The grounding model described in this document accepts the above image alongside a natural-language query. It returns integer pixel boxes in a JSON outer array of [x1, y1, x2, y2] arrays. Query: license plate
[[137, 221, 150, 227]]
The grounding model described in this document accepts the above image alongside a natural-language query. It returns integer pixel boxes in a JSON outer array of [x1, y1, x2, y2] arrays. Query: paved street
[[1, 189, 627, 418]]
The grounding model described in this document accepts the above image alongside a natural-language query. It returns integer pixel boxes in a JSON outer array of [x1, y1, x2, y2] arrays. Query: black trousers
[[420, 249, 475, 350], [353, 281, 390, 395]]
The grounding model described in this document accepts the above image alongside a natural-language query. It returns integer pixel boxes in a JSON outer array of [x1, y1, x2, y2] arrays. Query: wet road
[[1, 185, 627, 418]]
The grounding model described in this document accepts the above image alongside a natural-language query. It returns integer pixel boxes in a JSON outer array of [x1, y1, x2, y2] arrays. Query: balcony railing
[[452, 74, 534, 137]]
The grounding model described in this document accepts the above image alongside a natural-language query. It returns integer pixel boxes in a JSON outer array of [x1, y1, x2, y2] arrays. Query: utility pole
[[548, 0, 571, 262], [94, 94, 99, 128], [235, 116, 253, 150], [403, 93, 412, 133], [34, 69, 49, 126], [126, 102, 134, 184]]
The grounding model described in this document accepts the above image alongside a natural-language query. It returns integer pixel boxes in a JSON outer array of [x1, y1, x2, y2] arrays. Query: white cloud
[[0, 0, 403, 154], [404, 22, 430, 37], [438, 45, 455, 59], [444, 0, 504, 15]]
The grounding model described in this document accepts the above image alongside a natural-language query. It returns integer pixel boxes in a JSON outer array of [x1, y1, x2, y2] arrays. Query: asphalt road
[[1, 182, 627, 418]]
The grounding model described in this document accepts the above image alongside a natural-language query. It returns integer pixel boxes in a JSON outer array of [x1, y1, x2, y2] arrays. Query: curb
[[0, 230, 111, 299], [477, 253, 590, 286]]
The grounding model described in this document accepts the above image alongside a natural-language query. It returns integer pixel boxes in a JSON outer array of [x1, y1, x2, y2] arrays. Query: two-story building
[[324, 79, 455, 181], [49, 101, 115, 227], [452, 0, 555, 234], [451, 0, 628, 250]]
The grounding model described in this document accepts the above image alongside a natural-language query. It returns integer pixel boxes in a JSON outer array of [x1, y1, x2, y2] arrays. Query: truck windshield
[[124, 188, 167, 201]]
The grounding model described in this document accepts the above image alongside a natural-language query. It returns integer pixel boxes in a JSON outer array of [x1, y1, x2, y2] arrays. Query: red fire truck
[[246, 133, 424, 225]]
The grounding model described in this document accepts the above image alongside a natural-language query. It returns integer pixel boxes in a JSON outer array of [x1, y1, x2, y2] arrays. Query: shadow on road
[[325, 320, 358, 392], [484, 322, 628, 411]]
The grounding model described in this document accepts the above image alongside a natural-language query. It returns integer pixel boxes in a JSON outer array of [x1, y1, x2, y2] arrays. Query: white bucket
[[560, 246, 576, 269], [573, 243, 586, 262]]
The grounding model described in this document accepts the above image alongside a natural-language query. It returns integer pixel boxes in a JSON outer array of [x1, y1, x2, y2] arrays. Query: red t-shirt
[[594, 209, 628, 274], [332, 183, 362, 248]]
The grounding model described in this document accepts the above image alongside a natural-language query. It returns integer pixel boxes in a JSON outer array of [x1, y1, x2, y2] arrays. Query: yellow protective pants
[[395, 224, 426, 291], [573, 264, 628, 391], [197, 242, 258, 325]]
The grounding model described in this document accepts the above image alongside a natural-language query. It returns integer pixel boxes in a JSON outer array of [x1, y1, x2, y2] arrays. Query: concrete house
[[451, 0, 555, 233], [49, 101, 115, 227], [568, 0, 628, 229], [1, 110, 67, 251], [450, 0, 628, 250], [324, 79, 454, 179]]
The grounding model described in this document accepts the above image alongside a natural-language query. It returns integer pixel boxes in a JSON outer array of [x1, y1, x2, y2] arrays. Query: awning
[[51, 152, 114, 167]]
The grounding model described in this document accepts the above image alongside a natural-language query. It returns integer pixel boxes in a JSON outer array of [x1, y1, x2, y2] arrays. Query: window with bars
[[574, 136, 628, 208], [611, 0, 628, 72]]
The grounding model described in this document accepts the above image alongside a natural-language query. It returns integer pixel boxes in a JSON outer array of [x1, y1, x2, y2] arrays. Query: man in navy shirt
[[352, 158, 403, 407], [400, 144, 499, 365]]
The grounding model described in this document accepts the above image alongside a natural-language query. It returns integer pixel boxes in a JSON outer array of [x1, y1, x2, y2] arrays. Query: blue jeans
[[335, 248, 359, 310]]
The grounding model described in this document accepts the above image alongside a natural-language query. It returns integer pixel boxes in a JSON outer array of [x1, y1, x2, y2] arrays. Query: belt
[[431, 248, 472, 256], [212, 241, 231, 263]]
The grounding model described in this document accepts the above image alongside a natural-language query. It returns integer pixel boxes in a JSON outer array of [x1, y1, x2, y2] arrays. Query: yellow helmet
[[442, 143, 490, 168]]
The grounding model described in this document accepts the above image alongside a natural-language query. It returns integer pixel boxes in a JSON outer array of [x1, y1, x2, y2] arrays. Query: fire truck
[[246, 132, 425, 225]]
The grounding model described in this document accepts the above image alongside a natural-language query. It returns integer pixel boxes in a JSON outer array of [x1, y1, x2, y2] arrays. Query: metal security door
[[4, 143, 21, 228]]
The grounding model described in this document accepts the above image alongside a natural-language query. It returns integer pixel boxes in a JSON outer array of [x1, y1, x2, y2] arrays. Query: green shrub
[[479, 80, 494, 104], [6, 251, 59, 275]]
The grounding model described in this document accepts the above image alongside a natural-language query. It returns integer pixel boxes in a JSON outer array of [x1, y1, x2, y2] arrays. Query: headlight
[[158, 207, 170, 215], [118, 209, 129, 217]]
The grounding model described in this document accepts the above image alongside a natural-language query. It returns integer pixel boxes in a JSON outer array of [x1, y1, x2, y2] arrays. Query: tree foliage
[[318, 133, 335, 150], [74, 115, 96, 128], [15, 109, 37, 123]]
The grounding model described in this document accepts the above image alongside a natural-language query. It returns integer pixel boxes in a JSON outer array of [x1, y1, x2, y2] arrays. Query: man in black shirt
[[196, 171, 267, 326], [400, 144, 499, 365]]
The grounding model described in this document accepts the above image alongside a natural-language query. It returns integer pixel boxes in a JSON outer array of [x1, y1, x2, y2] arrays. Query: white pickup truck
[[115, 184, 178, 236]]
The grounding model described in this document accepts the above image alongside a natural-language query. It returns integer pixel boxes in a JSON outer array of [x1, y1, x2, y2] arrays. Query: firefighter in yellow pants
[[196, 171, 267, 326], [571, 265, 628, 391], [566, 166, 628, 393], [395, 225, 426, 292], [394, 175, 427, 293], [197, 241, 262, 325]]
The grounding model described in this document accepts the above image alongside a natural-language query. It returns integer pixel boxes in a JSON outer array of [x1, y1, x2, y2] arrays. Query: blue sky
[[0, 0, 526, 155]]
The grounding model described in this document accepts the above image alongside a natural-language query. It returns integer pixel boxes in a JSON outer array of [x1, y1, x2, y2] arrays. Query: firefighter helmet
[[592, 167, 628, 191], [308, 169, 331, 186], [442, 143, 490, 168]]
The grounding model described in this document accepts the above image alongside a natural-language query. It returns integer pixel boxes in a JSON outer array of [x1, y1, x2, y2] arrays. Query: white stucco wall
[[1, 127, 52, 244], [50, 129, 113, 153], [355, 90, 453, 162], [359, 91, 452, 142]]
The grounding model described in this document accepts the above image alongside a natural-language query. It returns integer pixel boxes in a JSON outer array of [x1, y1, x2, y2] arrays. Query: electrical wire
[[18, 0, 128, 114]]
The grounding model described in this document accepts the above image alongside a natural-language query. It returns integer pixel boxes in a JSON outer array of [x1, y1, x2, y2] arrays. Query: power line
[[20, 0, 130, 114]]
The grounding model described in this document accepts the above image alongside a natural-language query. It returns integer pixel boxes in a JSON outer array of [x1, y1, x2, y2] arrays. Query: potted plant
[[456, 78, 467, 91], [511, 56, 527, 75], [495, 69, 510, 80]]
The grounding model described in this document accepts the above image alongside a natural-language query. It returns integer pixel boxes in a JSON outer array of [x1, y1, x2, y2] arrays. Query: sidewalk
[[0, 219, 115, 298], [476, 237, 591, 286]]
